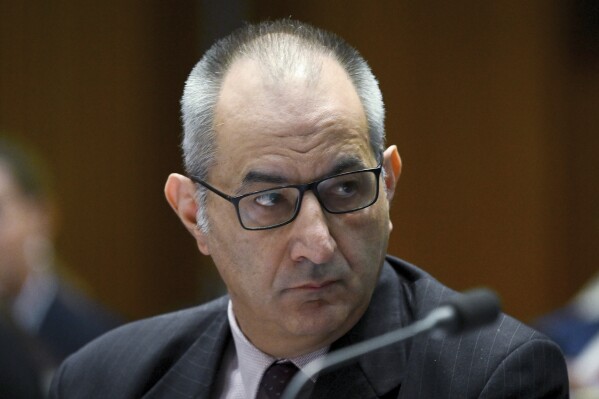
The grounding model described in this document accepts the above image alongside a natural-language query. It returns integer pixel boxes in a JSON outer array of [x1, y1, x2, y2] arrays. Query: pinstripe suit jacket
[[50, 256, 569, 398]]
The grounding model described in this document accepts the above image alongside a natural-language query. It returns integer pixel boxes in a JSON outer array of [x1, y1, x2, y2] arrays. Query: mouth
[[292, 280, 338, 290]]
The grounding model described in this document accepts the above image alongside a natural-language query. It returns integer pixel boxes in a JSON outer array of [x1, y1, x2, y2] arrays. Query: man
[[50, 20, 568, 398], [0, 137, 122, 395]]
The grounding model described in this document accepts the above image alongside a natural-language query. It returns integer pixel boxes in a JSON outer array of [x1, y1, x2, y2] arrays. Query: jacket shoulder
[[384, 257, 569, 397], [382, 256, 568, 397], [50, 296, 229, 398]]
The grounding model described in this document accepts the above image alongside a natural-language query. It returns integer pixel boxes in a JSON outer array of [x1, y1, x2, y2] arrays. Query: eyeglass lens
[[237, 169, 378, 229]]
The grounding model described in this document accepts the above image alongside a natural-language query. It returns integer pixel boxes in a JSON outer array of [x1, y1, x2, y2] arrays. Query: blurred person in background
[[537, 273, 599, 397], [0, 136, 122, 396]]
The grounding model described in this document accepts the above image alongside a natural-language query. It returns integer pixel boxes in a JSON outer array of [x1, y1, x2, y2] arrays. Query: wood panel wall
[[1, 1, 596, 322], [0, 2, 214, 319]]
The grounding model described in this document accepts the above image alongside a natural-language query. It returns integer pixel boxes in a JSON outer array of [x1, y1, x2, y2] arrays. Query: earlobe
[[164, 174, 211, 255], [382, 145, 402, 202]]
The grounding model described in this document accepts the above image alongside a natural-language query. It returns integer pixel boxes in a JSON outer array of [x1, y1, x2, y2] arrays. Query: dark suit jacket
[[0, 316, 44, 399], [50, 256, 569, 398], [38, 282, 123, 362]]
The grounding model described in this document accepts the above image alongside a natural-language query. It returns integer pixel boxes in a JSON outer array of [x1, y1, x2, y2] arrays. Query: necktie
[[256, 361, 300, 399]]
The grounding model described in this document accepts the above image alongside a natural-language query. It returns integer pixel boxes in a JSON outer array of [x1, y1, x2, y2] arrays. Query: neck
[[229, 304, 337, 359]]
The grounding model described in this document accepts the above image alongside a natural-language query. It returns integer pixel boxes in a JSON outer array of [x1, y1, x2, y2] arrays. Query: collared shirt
[[212, 301, 328, 399], [11, 269, 58, 333]]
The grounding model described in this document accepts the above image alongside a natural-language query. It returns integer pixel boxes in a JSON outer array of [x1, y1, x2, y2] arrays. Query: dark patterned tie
[[256, 361, 300, 399]]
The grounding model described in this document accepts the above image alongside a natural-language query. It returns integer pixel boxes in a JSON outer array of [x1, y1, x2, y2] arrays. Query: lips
[[293, 280, 337, 290]]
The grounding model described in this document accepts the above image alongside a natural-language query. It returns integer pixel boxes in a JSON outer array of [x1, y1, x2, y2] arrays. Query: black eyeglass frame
[[190, 158, 383, 231]]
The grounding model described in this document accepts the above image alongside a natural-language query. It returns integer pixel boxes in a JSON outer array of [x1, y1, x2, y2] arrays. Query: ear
[[164, 173, 210, 255], [382, 145, 402, 202]]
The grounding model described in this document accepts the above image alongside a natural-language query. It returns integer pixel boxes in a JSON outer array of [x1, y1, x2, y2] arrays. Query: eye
[[253, 191, 282, 207], [331, 180, 360, 197]]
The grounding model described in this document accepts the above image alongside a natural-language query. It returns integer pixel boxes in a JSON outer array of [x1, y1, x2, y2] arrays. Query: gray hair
[[181, 19, 385, 232]]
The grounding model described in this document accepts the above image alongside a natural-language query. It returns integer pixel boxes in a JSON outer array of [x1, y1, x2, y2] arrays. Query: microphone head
[[440, 288, 501, 334]]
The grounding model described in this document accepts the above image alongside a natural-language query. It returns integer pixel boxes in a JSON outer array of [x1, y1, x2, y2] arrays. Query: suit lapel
[[142, 309, 230, 399]]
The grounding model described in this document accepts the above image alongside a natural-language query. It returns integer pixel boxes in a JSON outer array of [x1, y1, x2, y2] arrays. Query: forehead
[[212, 55, 372, 182]]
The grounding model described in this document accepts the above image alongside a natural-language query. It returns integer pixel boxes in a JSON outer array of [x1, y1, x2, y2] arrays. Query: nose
[[288, 192, 336, 265]]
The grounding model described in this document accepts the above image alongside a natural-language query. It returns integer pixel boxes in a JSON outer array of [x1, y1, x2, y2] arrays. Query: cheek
[[206, 226, 287, 299], [337, 204, 390, 254], [334, 208, 390, 283]]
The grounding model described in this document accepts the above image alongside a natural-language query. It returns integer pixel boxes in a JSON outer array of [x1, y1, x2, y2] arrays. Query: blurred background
[[1, 1, 597, 325]]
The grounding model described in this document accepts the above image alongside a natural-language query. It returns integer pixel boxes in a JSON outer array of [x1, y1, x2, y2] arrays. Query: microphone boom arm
[[281, 307, 455, 399], [281, 288, 500, 399]]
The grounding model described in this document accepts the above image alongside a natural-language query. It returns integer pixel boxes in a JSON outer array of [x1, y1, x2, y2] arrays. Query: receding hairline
[[181, 20, 384, 175], [215, 47, 355, 103], [218, 31, 341, 92], [227, 29, 339, 67], [213, 52, 369, 148]]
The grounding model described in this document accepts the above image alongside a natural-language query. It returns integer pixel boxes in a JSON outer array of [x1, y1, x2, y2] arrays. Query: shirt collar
[[11, 269, 58, 332], [227, 300, 328, 398]]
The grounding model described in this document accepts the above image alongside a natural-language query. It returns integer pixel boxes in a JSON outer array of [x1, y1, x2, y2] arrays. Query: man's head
[[180, 20, 387, 233], [165, 20, 402, 357], [0, 138, 54, 299]]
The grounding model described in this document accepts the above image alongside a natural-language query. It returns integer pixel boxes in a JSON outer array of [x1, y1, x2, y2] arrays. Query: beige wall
[[1, 1, 597, 322]]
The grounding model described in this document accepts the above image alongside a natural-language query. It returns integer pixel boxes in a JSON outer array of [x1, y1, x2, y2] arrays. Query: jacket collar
[[142, 297, 231, 399]]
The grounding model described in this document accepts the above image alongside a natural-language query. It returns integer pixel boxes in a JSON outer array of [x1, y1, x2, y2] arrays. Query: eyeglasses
[[190, 160, 383, 231]]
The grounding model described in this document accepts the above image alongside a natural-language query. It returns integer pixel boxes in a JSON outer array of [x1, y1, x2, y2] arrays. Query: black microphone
[[281, 288, 501, 399]]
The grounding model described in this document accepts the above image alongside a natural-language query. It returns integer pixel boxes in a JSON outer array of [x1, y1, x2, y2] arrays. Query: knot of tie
[[256, 361, 299, 399]]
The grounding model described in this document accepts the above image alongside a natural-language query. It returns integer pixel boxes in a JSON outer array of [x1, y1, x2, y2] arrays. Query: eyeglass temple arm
[[189, 176, 236, 202]]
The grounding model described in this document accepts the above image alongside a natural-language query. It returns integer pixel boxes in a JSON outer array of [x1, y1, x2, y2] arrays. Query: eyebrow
[[236, 154, 369, 195], [329, 155, 367, 175]]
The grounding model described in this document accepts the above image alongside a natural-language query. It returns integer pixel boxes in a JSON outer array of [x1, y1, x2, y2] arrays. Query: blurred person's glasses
[[190, 157, 383, 231]]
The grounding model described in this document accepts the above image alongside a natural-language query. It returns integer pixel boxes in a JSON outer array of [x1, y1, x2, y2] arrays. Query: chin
[[288, 301, 355, 339]]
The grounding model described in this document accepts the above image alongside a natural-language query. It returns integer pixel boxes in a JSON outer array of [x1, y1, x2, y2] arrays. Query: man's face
[[193, 57, 395, 357], [0, 163, 44, 299]]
